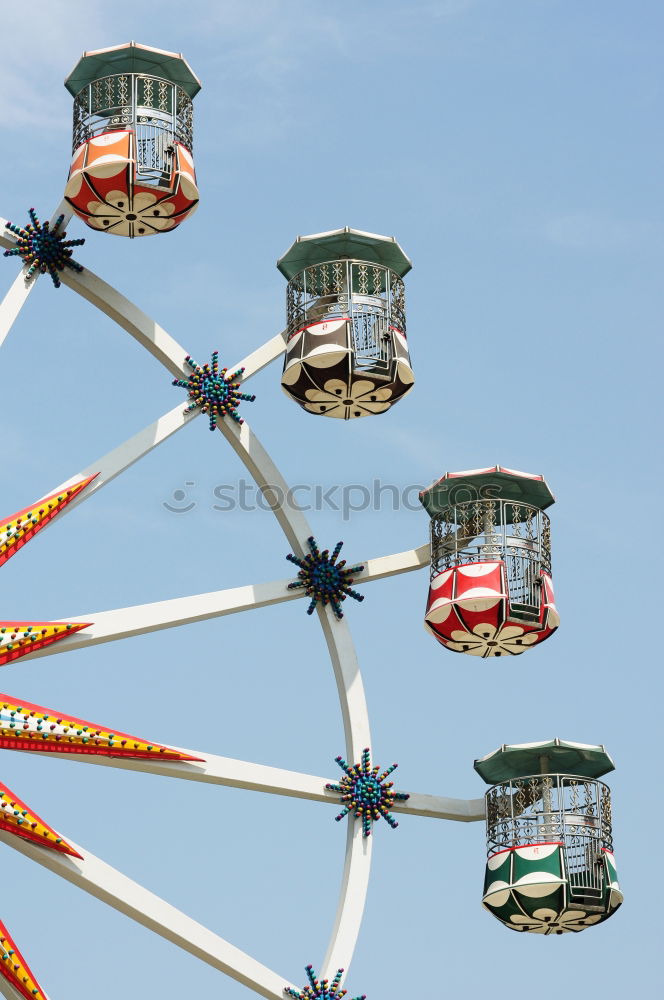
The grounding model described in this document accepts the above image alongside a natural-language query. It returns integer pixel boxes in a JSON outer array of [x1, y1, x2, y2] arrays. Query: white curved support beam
[[37, 332, 287, 525], [216, 417, 313, 558], [0, 829, 295, 1000], [56, 259, 287, 381], [2, 207, 285, 404], [55, 262, 286, 382], [220, 415, 430, 577], [32, 442, 428, 577], [0, 203, 72, 349], [213, 415, 373, 985], [315, 609, 374, 981], [316, 609, 370, 762], [322, 820, 371, 982], [58, 266, 192, 378]]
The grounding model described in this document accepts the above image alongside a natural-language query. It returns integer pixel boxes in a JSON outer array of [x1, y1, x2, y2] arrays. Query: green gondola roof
[[65, 42, 202, 98], [474, 739, 615, 784], [419, 465, 555, 518], [277, 227, 412, 280]]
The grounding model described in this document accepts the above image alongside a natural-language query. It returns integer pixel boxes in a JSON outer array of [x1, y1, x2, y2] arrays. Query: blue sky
[[0, 1, 662, 996]]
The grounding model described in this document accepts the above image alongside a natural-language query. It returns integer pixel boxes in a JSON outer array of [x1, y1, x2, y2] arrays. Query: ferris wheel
[[0, 41, 623, 1000]]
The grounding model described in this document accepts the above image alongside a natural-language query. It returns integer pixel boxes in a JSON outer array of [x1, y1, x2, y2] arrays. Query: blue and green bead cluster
[[326, 747, 409, 837], [285, 965, 365, 1000], [287, 538, 364, 620], [173, 351, 256, 430], [3, 209, 84, 288]]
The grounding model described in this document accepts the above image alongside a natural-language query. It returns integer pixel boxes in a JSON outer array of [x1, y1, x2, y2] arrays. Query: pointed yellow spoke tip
[[0, 621, 92, 667], [0, 474, 98, 568], [0, 694, 203, 762], [0, 778, 81, 858], [0, 916, 47, 1000]]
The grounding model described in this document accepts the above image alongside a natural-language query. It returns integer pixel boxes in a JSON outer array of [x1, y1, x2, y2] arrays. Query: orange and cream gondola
[[63, 42, 200, 238]]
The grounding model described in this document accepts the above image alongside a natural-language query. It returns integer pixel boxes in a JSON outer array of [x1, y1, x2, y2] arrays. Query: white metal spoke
[[0, 203, 71, 349], [47, 402, 198, 506], [27, 577, 305, 658], [394, 793, 485, 822], [34, 333, 287, 528], [235, 331, 288, 380], [1, 221, 20, 248], [355, 543, 430, 581], [23, 542, 428, 661], [37, 427, 430, 562], [40, 750, 337, 801], [20, 748, 485, 821], [0, 829, 295, 1000], [0, 266, 38, 350], [0, 977, 44, 1000]]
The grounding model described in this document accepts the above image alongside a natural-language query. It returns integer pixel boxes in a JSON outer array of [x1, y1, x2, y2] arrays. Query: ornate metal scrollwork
[[71, 73, 194, 155], [485, 774, 614, 857], [429, 498, 552, 615], [285, 259, 407, 352]]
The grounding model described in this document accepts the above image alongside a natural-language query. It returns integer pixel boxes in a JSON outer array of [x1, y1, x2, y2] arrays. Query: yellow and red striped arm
[[0, 475, 97, 568], [0, 778, 80, 858], [0, 694, 203, 762], [0, 622, 91, 667], [0, 917, 47, 1000]]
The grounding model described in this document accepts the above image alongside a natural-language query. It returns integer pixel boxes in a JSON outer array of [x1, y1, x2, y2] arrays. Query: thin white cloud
[[0, 0, 472, 145], [0, 1, 104, 130]]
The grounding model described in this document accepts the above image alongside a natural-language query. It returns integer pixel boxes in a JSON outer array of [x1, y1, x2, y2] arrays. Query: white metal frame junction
[[0, 202, 484, 1000]]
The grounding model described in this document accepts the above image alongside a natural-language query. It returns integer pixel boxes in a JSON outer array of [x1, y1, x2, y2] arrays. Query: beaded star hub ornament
[[3, 208, 84, 288], [286, 538, 364, 619], [285, 965, 365, 1000], [173, 351, 256, 429], [326, 748, 409, 837]]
